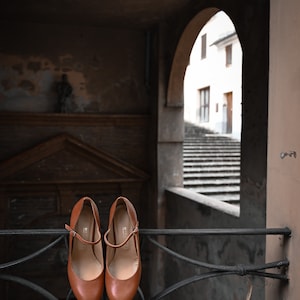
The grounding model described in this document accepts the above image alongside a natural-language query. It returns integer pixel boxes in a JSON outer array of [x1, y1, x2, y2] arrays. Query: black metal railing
[[0, 227, 291, 300]]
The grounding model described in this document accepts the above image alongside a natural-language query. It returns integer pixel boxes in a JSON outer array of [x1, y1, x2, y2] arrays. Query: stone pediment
[[0, 134, 148, 184]]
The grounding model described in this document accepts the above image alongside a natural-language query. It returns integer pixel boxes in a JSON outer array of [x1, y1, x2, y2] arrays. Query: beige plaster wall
[[267, 0, 300, 298]]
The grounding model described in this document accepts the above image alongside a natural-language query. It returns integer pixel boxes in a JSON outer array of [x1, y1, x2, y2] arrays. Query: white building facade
[[184, 11, 242, 140]]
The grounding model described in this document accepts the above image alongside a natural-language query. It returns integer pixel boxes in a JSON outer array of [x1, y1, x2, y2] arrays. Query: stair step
[[184, 145, 240, 150], [184, 173, 240, 180], [183, 122, 241, 205], [187, 186, 240, 194], [184, 146, 240, 151], [184, 152, 240, 157], [184, 161, 240, 167], [184, 137, 240, 141], [184, 150, 240, 154], [184, 157, 240, 161], [185, 139, 226, 142], [184, 157, 240, 163], [184, 160, 240, 165], [184, 156, 240, 159], [184, 178, 240, 186], [213, 194, 240, 202], [184, 143, 240, 148], [184, 166, 240, 172], [184, 144, 239, 147], [184, 158, 240, 163], [184, 138, 240, 141]]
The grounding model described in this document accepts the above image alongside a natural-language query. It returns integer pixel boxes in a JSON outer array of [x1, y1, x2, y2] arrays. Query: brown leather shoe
[[65, 197, 104, 300], [104, 196, 141, 300]]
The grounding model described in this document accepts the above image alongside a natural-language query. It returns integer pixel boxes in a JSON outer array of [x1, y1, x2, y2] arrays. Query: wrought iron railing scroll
[[0, 227, 291, 299]]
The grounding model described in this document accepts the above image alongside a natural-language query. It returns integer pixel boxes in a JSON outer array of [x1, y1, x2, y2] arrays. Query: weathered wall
[[0, 21, 154, 299], [266, 0, 300, 299], [165, 193, 265, 299], [0, 22, 149, 113]]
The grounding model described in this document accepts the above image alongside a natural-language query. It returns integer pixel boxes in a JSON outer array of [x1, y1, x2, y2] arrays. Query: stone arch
[[167, 7, 223, 107]]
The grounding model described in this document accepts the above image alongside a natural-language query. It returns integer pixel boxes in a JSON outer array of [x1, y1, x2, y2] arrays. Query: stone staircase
[[183, 122, 241, 205]]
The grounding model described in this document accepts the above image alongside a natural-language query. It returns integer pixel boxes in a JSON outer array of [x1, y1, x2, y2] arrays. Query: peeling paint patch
[[79, 81, 86, 91], [27, 61, 41, 72], [62, 68, 72, 72], [1, 79, 12, 90], [12, 64, 23, 75], [59, 54, 74, 67], [0, 53, 103, 113], [18, 80, 35, 92]]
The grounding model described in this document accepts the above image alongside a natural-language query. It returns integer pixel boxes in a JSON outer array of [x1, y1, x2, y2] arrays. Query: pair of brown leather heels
[[65, 196, 141, 300]]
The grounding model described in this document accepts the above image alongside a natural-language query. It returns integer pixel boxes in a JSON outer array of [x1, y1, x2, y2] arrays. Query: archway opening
[[183, 11, 242, 206]]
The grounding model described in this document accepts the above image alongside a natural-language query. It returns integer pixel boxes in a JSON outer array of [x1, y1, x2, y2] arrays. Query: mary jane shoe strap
[[65, 224, 101, 245], [104, 225, 138, 248]]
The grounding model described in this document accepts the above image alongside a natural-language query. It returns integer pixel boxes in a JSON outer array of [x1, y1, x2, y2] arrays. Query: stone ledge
[[166, 186, 240, 218], [0, 112, 149, 127]]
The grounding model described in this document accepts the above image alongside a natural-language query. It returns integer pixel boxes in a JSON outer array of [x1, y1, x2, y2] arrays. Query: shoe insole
[[109, 204, 139, 280], [72, 204, 103, 281]]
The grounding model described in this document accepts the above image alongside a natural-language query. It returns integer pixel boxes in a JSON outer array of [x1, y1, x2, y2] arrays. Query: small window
[[199, 87, 210, 122], [201, 34, 207, 59], [225, 44, 232, 66]]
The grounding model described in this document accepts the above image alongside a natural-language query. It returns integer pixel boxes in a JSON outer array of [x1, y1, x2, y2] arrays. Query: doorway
[[223, 92, 233, 133]]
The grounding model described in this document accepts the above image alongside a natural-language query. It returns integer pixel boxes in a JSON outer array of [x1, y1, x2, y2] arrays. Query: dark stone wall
[[0, 23, 150, 114], [0, 20, 154, 299]]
